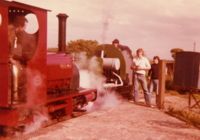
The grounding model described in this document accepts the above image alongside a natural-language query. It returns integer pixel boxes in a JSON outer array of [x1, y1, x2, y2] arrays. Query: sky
[[7, 0, 200, 59]]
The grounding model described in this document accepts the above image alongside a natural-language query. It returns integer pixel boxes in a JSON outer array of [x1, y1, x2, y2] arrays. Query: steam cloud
[[76, 52, 122, 112], [101, 1, 113, 44], [24, 68, 49, 134], [24, 112, 48, 135]]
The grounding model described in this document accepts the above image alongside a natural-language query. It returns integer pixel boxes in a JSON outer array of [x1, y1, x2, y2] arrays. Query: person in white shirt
[[131, 48, 152, 106]]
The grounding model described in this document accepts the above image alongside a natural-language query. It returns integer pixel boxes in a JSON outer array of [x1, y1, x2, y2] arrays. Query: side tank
[[47, 53, 73, 96]]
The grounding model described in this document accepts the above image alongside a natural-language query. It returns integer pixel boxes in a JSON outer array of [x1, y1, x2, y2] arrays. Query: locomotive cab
[[0, 1, 48, 127], [8, 6, 40, 104]]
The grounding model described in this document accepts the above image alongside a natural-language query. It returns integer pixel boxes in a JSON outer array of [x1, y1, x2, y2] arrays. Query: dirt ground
[[2, 55, 197, 139], [9, 92, 200, 140]]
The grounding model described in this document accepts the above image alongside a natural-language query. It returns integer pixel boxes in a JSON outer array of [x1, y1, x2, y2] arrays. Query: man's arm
[[130, 59, 137, 70]]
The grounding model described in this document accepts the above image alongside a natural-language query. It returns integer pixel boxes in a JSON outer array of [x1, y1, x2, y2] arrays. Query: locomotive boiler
[[96, 40, 133, 98], [0, 0, 96, 132]]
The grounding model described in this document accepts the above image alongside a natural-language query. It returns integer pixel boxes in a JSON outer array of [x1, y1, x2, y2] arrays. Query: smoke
[[76, 52, 104, 89], [26, 68, 46, 108], [22, 68, 49, 134], [9, 60, 48, 134], [23, 112, 48, 134], [101, 16, 111, 44], [101, 1, 114, 43], [76, 52, 122, 112], [85, 89, 121, 112], [15, 68, 47, 135]]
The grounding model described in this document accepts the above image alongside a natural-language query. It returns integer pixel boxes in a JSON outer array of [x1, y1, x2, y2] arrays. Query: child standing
[[148, 56, 160, 95]]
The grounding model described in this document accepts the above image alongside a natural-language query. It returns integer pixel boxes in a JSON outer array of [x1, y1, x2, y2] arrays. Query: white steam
[[101, 1, 114, 44], [24, 112, 48, 134], [26, 68, 46, 108], [10, 59, 48, 134], [24, 69, 48, 134], [75, 52, 122, 112]]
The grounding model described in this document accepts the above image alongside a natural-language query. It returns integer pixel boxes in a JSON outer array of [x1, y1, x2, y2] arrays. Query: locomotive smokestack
[[57, 13, 68, 53]]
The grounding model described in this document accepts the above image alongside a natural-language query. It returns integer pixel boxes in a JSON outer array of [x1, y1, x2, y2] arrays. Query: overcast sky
[[10, 0, 200, 59]]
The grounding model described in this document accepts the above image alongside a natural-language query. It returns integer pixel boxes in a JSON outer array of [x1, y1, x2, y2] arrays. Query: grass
[[194, 94, 200, 100], [166, 105, 200, 129], [164, 90, 200, 129]]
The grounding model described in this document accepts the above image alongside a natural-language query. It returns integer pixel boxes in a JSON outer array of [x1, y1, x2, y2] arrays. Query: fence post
[[157, 60, 166, 109]]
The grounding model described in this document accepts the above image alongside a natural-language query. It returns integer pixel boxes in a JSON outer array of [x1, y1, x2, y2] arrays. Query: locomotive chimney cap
[[57, 13, 69, 18]]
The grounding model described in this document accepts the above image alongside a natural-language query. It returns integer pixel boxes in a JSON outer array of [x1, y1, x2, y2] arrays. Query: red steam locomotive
[[0, 0, 97, 131]]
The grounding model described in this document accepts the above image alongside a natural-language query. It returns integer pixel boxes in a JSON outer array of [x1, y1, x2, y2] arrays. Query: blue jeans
[[149, 79, 159, 95], [133, 73, 151, 105]]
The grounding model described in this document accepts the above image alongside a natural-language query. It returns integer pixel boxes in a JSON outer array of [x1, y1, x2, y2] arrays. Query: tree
[[67, 39, 99, 58]]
